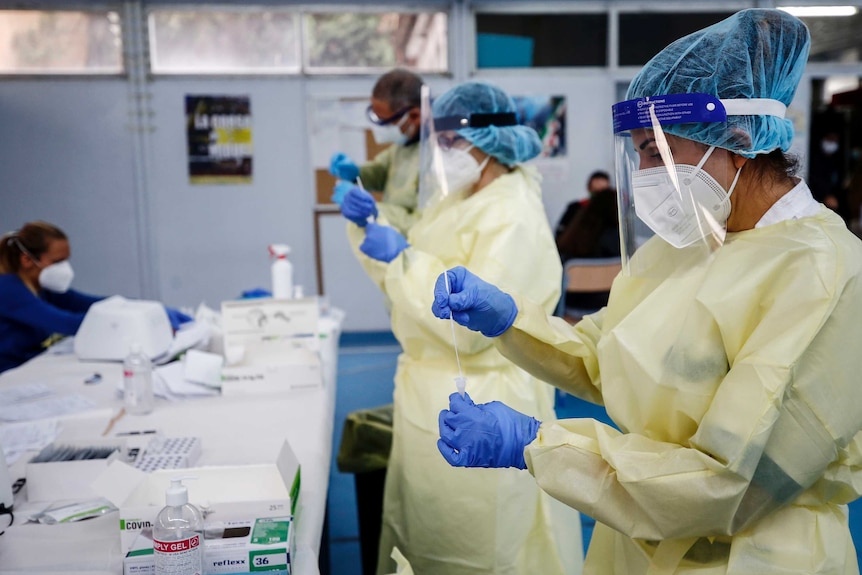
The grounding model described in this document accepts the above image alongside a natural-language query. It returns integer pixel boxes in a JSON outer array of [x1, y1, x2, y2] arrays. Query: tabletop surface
[[0, 314, 341, 575]]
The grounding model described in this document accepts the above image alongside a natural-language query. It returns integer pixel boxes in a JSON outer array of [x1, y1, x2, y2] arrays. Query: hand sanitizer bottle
[[269, 244, 293, 299], [123, 342, 153, 415], [153, 477, 204, 575]]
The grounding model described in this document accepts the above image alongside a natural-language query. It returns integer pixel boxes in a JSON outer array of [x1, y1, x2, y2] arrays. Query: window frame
[[470, 2, 610, 76], [144, 2, 451, 78], [146, 4, 303, 76], [300, 5, 450, 76], [0, 5, 126, 78]]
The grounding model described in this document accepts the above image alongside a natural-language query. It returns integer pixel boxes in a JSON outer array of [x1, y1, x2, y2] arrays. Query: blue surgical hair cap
[[626, 9, 810, 158], [432, 82, 542, 166]]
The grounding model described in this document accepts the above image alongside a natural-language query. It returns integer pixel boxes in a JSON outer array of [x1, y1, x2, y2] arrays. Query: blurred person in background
[[0, 221, 190, 373], [329, 68, 424, 235]]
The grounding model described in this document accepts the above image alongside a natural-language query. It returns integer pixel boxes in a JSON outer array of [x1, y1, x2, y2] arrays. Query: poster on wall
[[512, 95, 566, 157], [185, 95, 253, 184]]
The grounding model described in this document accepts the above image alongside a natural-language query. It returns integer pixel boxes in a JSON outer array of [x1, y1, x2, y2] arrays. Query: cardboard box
[[27, 438, 127, 502], [315, 168, 337, 205], [220, 344, 322, 395], [123, 516, 295, 575], [92, 440, 300, 555], [219, 298, 323, 395]]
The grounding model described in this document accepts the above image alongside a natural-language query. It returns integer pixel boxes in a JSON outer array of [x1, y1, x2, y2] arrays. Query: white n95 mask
[[440, 146, 490, 194], [39, 260, 74, 293], [371, 114, 410, 145], [632, 146, 741, 249]]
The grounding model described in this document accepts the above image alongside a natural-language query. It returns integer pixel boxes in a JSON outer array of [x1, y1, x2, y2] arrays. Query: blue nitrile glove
[[332, 180, 356, 205], [341, 187, 379, 227], [360, 223, 408, 263], [437, 392, 540, 469], [431, 266, 517, 337], [329, 152, 360, 182], [240, 288, 272, 299], [164, 306, 193, 330]]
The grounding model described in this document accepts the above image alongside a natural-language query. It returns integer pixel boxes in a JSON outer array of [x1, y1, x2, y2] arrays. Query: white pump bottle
[[269, 244, 293, 300], [153, 477, 204, 575]]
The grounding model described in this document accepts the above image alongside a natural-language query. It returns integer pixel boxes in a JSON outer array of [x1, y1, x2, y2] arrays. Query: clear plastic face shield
[[417, 85, 517, 210], [613, 94, 741, 277]]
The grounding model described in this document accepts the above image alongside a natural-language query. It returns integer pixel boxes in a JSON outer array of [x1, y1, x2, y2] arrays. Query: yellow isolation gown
[[497, 204, 862, 574], [347, 165, 584, 575]]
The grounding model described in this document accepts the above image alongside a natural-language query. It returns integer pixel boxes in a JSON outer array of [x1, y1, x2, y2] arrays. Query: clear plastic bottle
[[123, 342, 154, 415], [269, 244, 293, 299], [153, 478, 204, 575]]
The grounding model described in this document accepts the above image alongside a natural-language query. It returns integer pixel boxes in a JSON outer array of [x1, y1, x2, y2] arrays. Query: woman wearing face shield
[[0, 221, 191, 374], [339, 82, 582, 575], [431, 9, 862, 575]]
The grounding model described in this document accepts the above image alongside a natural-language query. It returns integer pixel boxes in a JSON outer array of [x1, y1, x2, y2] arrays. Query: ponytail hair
[[0, 221, 67, 274]]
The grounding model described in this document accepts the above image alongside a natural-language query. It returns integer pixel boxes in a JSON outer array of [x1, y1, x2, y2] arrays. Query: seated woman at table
[[0, 221, 191, 374]]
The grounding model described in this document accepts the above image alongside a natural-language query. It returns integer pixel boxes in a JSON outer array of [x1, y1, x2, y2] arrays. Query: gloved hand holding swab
[[356, 176, 376, 225]]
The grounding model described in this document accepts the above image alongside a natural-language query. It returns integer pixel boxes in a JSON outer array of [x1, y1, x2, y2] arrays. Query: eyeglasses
[[366, 105, 415, 126]]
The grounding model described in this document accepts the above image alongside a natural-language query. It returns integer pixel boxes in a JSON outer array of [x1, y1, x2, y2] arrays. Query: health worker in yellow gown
[[432, 9, 862, 575], [339, 81, 583, 575], [329, 68, 423, 235]]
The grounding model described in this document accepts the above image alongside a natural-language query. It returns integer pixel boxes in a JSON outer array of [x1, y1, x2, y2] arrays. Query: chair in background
[[555, 257, 621, 323], [553, 256, 622, 429]]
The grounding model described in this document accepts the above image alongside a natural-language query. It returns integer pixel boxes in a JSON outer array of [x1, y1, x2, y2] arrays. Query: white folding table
[[0, 315, 341, 575]]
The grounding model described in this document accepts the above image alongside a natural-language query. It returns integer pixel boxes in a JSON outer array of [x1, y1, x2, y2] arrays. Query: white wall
[[146, 78, 314, 310], [0, 80, 144, 299], [477, 72, 618, 223]]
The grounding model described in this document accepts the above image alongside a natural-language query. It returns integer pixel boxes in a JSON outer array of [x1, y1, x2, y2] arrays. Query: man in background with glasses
[[329, 68, 423, 235]]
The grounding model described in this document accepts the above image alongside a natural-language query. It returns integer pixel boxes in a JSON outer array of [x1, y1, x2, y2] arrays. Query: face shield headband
[[432, 112, 518, 132]]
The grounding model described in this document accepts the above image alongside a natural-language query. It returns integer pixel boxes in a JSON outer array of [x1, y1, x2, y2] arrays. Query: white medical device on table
[[74, 296, 173, 361]]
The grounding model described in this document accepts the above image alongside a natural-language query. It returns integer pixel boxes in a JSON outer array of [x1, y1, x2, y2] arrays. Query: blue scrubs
[[0, 274, 102, 373]]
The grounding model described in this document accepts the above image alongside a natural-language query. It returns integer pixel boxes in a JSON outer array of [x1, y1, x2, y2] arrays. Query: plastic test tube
[[444, 271, 467, 397]]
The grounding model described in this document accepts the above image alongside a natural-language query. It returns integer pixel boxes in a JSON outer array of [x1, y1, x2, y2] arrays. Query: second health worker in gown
[[341, 81, 581, 575]]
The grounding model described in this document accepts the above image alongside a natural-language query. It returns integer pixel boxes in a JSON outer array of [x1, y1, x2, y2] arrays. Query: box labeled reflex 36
[[123, 516, 294, 575]]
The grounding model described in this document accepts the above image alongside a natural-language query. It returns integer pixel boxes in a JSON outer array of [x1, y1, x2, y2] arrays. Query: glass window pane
[[618, 12, 735, 67], [476, 13, 607, 68], [0, 10, 122, 74], [304, 12, 448, 73], [795, 12, 862, 63], [149, 10, 300, 74]]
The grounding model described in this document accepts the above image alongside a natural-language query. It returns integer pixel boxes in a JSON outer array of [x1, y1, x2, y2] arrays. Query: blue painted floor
[[327, 332, 400, 575], [326, 331, 862, 574]]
